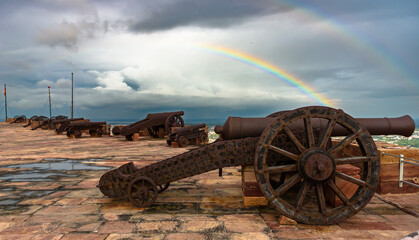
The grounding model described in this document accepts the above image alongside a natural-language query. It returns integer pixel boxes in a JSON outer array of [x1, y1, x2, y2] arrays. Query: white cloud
[[89, 70, 132, 92]]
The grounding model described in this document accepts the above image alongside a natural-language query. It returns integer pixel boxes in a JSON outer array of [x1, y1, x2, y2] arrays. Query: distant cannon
[[113, 111, 185, 140], [55, 118, 86, 134], [31, 115, 68, 130], [98, 106, 415, 225], [10, 115, 26, 124], [66, 121, 107, 138], [23, 115, 38, 128], [30, 116, 49, 130], [166, 123, 208, 147]]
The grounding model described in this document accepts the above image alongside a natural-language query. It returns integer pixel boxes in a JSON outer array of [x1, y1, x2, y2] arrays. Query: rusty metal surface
[[98, 106, 415, 225], [255, 106, 380, 225], [117, 111, 184, 139], [98, 137, 258, 199], [215, 114, 415, 139]]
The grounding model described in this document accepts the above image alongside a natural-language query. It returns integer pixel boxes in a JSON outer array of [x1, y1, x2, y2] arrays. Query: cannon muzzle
[[215, 115, 415, 140]]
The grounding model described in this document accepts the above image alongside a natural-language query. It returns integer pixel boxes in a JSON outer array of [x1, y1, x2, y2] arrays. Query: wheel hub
[[299, 149, 335, 182]]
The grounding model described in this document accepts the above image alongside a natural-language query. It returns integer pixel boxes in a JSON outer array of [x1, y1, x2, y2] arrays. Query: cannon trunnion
[[98, 106, 415, 225]]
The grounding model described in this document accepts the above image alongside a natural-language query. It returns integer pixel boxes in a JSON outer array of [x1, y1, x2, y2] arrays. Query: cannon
[[31, 115, 68, 130], [166, 123, 208, 147], [97, 106, 415, 225], [23, 115, 38, 127], [30, 116, 49, 130], [112, 111, 185, 140], [66, 121, 107, 138], [55, 118, 86, 134], [10, 115, 27, 124]]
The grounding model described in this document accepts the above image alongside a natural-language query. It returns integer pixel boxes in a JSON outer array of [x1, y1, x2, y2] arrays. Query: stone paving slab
[[0, 123, 418, 239]]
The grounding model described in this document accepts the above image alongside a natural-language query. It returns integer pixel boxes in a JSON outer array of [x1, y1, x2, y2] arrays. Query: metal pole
[[48, 86, 52, 119], [399, 154, 404, 188], [4, 84, 7, 122], [71, 72, 73, 119]]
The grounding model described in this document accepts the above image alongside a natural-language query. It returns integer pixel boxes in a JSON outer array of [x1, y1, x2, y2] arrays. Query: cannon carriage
[[98, 106, 415, 225], [10, 115, 27, 124], [54, 118, 86, 134], [112, 111, 185, 140], [66, 121, 107, 138], [166, 123, 208, 147]]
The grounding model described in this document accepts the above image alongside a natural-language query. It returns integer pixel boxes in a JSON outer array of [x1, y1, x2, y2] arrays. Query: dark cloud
[[127, 0, 289, 32]]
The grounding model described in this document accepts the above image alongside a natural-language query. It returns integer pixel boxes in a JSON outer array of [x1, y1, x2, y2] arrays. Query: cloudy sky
[[0, 0, 418, 122]]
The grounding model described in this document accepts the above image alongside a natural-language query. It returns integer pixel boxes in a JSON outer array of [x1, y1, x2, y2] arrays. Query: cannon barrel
[[172, 123, 206, 134], [145, 111, 184, 119], [214, 115, 415, 140], [52, 117, 83, 124], [69, 121, 106, 127]]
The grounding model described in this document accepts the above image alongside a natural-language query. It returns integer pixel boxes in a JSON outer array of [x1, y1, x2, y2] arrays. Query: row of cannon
[[10, 111, 208, 146]]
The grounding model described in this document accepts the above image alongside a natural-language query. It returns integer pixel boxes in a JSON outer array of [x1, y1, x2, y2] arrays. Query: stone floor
[[0, 122, 418, 240]]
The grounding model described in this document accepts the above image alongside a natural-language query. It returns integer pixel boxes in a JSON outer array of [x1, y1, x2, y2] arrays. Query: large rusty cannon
[[98, 106, 415, 225], [113, 111, 185, 140]]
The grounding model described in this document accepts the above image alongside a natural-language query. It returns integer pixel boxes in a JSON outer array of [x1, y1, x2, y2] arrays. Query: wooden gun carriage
[[166, 123, 208, 147], [54, 118, 85, 134], [98, 106, 415, 225], [66, 121, 106, 138]]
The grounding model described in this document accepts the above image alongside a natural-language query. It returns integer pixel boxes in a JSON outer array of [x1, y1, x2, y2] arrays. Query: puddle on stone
[[0, 199, 20, 205], [19, 190, 54, 198], [0, 158, 111, 182]]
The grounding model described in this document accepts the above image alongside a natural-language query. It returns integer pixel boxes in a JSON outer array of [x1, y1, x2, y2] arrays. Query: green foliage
[[395, 138, 419, 148]]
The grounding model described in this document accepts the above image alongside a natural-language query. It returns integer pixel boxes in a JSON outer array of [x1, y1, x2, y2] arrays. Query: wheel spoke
[[328, 128, 363, 157], [275, 173, 302, 196], [263, 143, 298, 161], [294, 180, 310, 212], [281, 120, 306, 153], [304, 115, 315, 148], [315, 183, 327, 216], [260, 164, 297, 174], [318, 111, 340, 149], [335, 172, 375, 190], [335, 156, 375, 165], [327, 180, 356, 212]]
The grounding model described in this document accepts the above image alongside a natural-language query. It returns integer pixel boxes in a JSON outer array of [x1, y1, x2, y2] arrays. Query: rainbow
[[281, 0, 416, 87], [199, 44, 335, 107]]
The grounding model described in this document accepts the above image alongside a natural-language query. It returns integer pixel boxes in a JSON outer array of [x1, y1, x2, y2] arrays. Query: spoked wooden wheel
[[128, 176, 158, 208], [165, 115, 185, 134], [255, 106, 380, 225], [178, 136, 189, 147], [199, 132, 208, 144]]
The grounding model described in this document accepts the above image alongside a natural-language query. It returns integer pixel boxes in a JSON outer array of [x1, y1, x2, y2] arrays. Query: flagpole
[[48, 86, 52, 120], [4, 84, 7, 122], [71, 73, 74, 119]]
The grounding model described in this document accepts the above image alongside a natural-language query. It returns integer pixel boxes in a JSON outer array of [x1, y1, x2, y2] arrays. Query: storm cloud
[[0, 1, 418, 121]]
